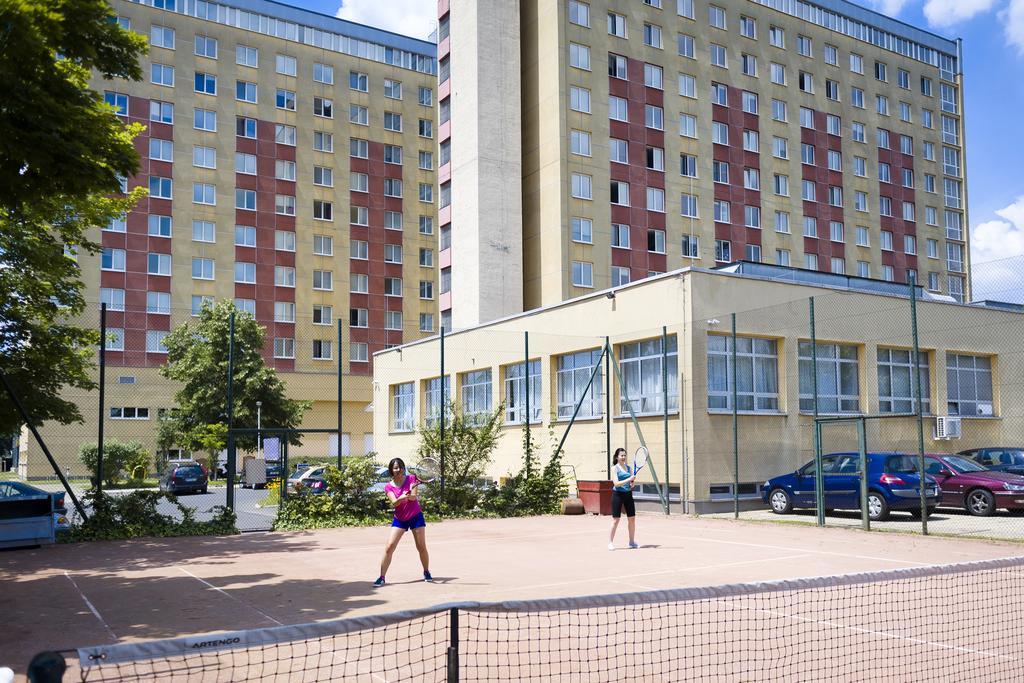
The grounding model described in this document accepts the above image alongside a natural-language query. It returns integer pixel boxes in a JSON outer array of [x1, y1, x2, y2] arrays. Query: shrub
[[79, 440, 149, 487], [273, 456, 388, 531], [483, 428, 569, 517], [61, 490, 236, 542]]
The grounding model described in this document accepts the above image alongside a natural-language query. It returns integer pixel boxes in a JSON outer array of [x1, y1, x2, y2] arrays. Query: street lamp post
[[256, 401, 262, 459]]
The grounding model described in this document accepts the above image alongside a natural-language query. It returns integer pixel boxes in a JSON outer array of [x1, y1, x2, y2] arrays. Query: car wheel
[[867, 492, 890, 521], [966, 488, 996, 517], [201, 486, 208, 494], [769, 488, 793, 514]]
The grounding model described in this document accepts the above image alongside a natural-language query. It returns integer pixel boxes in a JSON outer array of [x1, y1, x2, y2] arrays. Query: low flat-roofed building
[[374, 263, 1020, 512]]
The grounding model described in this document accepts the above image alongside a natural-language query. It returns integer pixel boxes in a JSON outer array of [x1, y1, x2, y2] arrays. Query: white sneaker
[[608, 542, 615, 551]]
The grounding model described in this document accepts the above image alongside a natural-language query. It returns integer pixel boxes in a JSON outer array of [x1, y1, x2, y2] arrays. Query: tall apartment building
[[439, 0, 970, 320], [81, 0, 438, 457]]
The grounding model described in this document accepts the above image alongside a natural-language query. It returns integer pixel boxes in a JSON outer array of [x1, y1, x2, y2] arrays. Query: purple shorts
[[391, 512, 426, 531]]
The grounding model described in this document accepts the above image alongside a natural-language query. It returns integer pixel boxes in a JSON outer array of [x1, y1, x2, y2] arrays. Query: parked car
[[762, 452, 940, 521], [924, 454, 1024, 516], [265, 462, 284, 481], [295, 465, 391, 501], [0, 481, 70, 530], [158, 463, 209, 495], [285, 464, 326, 494], [959, 448, 1024, 477]]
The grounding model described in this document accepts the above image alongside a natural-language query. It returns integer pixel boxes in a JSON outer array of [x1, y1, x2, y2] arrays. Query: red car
[[924, 454, 1024, 516]]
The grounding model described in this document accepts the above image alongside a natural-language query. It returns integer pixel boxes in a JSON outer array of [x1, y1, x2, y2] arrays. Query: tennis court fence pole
[[446, 607, 459, 683]]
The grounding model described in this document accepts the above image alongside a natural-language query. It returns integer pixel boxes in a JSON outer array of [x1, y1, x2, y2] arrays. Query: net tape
[[75, 554, 1024, 680]]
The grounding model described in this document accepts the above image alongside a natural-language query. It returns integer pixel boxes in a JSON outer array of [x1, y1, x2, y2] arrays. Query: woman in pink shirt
[[374, 457, 432, 586]]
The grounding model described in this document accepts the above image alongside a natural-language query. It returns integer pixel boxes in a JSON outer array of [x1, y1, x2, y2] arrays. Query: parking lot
[[707, 505, 1024, 541]]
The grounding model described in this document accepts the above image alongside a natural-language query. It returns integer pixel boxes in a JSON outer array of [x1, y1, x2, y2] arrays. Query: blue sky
[[307, 0, 1024, 297]]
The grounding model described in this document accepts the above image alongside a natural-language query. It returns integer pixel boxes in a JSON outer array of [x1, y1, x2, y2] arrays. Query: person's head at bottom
[[27, 652, 66, 683]]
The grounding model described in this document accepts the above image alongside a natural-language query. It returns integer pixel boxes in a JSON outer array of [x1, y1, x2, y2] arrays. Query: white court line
[[718, 598, 1017, 663], [314, 528, 594, 555], [505, 554, 812, 593], [178, 567, 283, 626], [663, 533, 937, 566], [63, 571, 118, 642]]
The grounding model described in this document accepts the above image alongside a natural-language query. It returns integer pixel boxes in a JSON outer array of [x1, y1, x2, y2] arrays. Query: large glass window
[[707, 336, 779, 411], [947, 354, 994, 416], [505, 360, 541, 424], [618, 337, 678, 415], [799, 342, 859, 413], [877, 348, 930, 414], [557, 349, 603, 419], [392, 383, 414, 432], [461, 370, 492, 423], [425, 376, 450, 428]]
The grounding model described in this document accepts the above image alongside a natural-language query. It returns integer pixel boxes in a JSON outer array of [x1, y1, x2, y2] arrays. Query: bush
[[61, 490, 236, 542], [79, 440, 149, 487], [273, 456, 388, 531], [482, 429, 569, 517], [417, 402, 503, 514]]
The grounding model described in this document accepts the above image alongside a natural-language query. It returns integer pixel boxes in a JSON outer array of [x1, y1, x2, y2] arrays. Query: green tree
[[417, 402, 504, 512], [79, 439, 148, 486], [0, 0, 148, 434], [159, 300, 311, 453]]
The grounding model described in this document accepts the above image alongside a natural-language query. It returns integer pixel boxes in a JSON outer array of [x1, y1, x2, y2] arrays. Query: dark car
[[925, 454, 1024, 516], [159, 463, 208, 495], [762, 452, 940, 521], [265, 462, 283, 481], [959, 448, 1024, 477], [0, 481, 70, 530]]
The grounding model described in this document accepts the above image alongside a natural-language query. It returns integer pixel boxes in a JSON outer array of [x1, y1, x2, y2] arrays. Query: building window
[[715, 239, 731, 262], [145, 291, 171, 315], [707, 335, 779, 412], [147, 253, 171, 276], [273, 338, 295, 359], [151, 63, 175, 87], [878, 348, 930, 414], [557, 349, 603, 419], [100, 288, 125, 311], [110, 407, 150, 420], [234, 261, 256, 284], [572, 217, 593, 244], [392, 383, 415, 431], [571, 173, 592, 200], [237, 45, 258, 67], [569, 42, 590, 70], [505, 360, 541, 424], [571, 261, 593, 288], [195, 35, 217, 59], [145, 331, 169, 354], [619, 336, 678, 414], [611, 223, 630, 249], [274, 302, 295, 323], [611, 266, 630, 287], [799, 342, 859, 413], [462, 370, 493, 424], [312, 340, 333, 361], [947, 354, 993, 416], [569, 0, 590, 26], [275, 265, 296, 287]]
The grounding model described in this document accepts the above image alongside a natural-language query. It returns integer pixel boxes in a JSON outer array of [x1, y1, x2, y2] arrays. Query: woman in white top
[[609, 448, 638, 550]]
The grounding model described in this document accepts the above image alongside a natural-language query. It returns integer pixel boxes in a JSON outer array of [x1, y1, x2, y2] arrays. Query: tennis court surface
[[3, 514, 1023, 681]]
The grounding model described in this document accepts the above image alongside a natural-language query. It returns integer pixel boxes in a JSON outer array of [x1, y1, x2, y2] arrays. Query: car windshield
[[176, 466, 203, 477], [945, 455, 986, 473], [884, 455, 918, 474]]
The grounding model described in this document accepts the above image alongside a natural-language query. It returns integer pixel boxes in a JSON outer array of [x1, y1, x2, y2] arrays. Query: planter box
[[577, 480, 613, 516]]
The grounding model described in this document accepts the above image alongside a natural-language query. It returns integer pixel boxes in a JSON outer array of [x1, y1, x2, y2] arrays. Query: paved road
[[33, 482, 276, 531]]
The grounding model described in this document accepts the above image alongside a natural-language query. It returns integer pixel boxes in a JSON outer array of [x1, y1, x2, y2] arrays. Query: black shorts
[[611, 490, 635, 518]]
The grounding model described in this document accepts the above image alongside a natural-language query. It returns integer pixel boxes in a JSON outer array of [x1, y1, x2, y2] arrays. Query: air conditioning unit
[[935, 416, 962, 440]]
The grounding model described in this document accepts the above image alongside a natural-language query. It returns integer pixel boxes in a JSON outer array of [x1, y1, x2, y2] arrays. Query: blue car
[[762, 452, 941, 521]]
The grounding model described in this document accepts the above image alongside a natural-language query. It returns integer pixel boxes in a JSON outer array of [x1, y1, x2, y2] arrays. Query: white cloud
[[335, 0, 436, 40], [1002, 0, 1024, 54], [864, 0, 914, 17], [922, 0, 998, 28], [970, 196, 1024, 302]]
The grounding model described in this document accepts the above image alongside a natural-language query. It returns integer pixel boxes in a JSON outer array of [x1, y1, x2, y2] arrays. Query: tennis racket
[[410, 457, 440, 488], [632, 446, 650, 476]]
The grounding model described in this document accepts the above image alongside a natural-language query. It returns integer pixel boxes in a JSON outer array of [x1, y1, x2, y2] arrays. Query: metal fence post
[[524, 330, 531, 478], [731, 313, 738, 519], [226, 310, 236, 513], [662, 326, 670, 515], [446, 607, 459, 683], [858, 417, 869, 531], [98, 303, 107, 497], [910, 275, 929, 535], [810, 298, 824, 526], [342, 319, 350, 471], [605, 336, 612, 479], [281, 436, 289, 504], [439, 326, 446, 502]]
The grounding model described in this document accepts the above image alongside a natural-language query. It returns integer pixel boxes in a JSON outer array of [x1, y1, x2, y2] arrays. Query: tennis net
[[64, 555, 1024, 681]]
